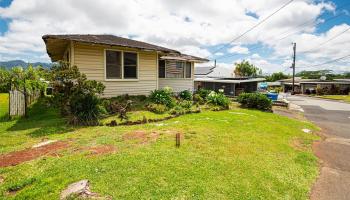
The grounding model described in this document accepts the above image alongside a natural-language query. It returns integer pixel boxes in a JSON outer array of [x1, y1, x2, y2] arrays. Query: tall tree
[[266, 72, 289, 82], [233, 60, 261, 77]]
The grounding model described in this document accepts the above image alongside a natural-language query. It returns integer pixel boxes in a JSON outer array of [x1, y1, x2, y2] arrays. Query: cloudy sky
[[0, 0, 349, 74]]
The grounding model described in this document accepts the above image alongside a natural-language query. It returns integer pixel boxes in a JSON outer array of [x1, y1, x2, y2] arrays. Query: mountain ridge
[[0, 60, 51, 69]]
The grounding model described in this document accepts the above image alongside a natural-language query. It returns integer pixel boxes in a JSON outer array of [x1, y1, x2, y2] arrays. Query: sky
[[0, 0, 349, 75]]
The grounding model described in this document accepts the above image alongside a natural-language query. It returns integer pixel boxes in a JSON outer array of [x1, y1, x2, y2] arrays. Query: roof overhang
[[42, 38, 70, 62], [194, 77, 266, 84], [160, 55, 209, 63]]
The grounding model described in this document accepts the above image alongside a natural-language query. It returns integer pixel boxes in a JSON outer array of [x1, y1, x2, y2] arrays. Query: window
[[185, 62, 191, 78], [160, 61, 192, 79], [166, 61, 184, 78], [159, 60, 165, 78], [106, 50, 122, 79], [124, 52, 138, 79], [105, 50, 138, 80]]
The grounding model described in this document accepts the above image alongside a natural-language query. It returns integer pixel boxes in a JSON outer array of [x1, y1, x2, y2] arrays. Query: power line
[[299, 27, 350, 53], [299, 54, 350, 69], [215, 11, 347, 61], [208, 0, 295, 57]]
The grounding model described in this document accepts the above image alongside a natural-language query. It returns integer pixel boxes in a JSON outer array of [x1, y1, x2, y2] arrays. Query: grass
[[0, 93, 9, 119], [0, 100, 320, 199], [318, 95, 350, 103], [100, 110, 172, 125]]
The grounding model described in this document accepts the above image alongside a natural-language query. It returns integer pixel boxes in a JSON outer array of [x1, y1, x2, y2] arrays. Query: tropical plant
[[206, 91, 230, 110], [50, 61, 105, 125], [149, 88, 175, 108]]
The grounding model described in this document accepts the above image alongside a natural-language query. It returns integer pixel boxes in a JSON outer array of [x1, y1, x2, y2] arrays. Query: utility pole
[[291, 42, 296, 95], [214, 59, 217, 68]]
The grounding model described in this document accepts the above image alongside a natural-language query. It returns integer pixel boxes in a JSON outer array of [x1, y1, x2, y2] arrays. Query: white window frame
[[104, 49, 139, 81], [160, 60, 193, 80]]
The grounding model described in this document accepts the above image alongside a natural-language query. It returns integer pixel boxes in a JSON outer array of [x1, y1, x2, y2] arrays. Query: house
[[42, 34, 208, 97], [194, 66, 265, 96], [279, 77, 350, 94]]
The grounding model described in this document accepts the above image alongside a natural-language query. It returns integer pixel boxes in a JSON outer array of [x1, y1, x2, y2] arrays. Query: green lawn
[[0, 93, 9, 119], [318, 95, 350, 103], [0, 101, 320, 199]]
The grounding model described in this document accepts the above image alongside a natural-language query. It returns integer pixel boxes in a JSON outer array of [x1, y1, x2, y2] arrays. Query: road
[[286, 95, 350, 200]]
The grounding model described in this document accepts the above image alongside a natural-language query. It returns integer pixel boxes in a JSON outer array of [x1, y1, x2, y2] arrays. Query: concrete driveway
[[286, 95, 350, 200]]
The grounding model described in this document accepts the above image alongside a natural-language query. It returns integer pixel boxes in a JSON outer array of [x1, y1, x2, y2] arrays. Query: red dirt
[[123, 130, 159, 144], [88, 145, 117, 155], [0, 141, 69, 167]]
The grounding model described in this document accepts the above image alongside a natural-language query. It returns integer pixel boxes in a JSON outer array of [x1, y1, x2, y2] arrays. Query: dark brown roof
[[42, 34, 180, 53]]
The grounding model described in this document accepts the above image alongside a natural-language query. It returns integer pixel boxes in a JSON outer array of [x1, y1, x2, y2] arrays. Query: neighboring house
[[194, 66, 265, 96], [42, 34, 208, 97], [279, 77, 350, 94]]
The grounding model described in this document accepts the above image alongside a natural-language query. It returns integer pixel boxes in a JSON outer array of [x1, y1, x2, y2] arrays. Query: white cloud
[[228, 45, 250, 54], [0, 0, 348, 73]]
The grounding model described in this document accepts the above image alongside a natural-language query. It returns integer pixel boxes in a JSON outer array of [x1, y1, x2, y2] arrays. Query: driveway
[[286, 95, 350, 200]]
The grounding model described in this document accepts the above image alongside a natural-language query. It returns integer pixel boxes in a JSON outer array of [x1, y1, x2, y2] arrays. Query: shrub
[[237, 93, 272, 111], [193, 93, 205, 104], [69, 93, 101, 126], [147, 103, 167, 114], [179, 100, 193, 109], [207, 91, 230, 110], [149, 88, 175, 108], [170, 105, 186, 115], [50, 62, 105, 125], [178, 90, 192, 100], [196, 88, 211, 100]]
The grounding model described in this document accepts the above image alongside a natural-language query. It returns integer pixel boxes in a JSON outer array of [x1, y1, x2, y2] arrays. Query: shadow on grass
[[6, 99, 75, 137]]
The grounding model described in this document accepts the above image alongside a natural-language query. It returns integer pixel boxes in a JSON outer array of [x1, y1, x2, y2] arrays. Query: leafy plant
[[193, 93, 205, 104], [178, 90, 192, 101], [196, 88, 211, 100], [147, 103, 167, 114], [237, 93, 272, 111], [149, 88, 175, 108], [207, 91, 230, 110], [50, 61, 105, 125], [179, 100, 193, 110]]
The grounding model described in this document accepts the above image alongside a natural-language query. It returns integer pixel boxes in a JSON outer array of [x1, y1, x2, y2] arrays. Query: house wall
[[73, 42, 158, 97], [158, 79, 194, 93], [158, 61, 195, 93]]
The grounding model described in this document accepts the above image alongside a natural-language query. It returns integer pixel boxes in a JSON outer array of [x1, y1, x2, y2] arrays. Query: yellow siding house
[[43, 34, 208, 97]]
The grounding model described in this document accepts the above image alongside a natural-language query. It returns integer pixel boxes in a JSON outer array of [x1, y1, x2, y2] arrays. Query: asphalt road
[[286, 95, 350, 200]]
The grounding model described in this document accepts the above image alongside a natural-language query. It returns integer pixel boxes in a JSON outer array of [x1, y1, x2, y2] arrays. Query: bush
[[50, 62, 105, 125], [178, 90, 192, 100], [196, 88, 211, 100], [170, 105, 186, 115], [237, 93, 272, 111], [193, 93, 205, 104], [69, 93, 101, 126], [149, 88, 175, 108], [147, 103, 167, 114], [207, 91, 230, 110], [179, 100, 193, 109]]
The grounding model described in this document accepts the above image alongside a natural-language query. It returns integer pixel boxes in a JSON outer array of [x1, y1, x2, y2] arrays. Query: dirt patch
[[0, 141, 69, 167], [87, 145, 117, 156], [123, 130, 159, 144]]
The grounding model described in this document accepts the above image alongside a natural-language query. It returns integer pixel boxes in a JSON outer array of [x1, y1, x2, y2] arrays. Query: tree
[[266, 72, 289, 82], [233, 60, 261, 77], [50, 61, 105, 125]]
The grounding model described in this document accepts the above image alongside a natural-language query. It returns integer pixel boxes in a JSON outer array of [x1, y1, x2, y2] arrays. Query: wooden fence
[[9, 90, 40, 117]]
